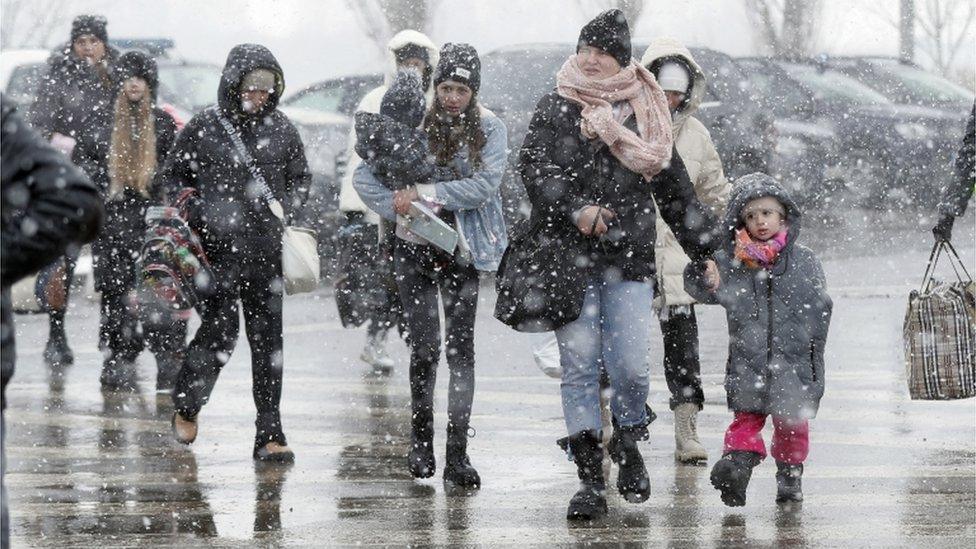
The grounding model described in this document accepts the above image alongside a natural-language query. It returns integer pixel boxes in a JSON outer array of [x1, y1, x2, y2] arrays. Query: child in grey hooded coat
[[685, 173, 832, 507]]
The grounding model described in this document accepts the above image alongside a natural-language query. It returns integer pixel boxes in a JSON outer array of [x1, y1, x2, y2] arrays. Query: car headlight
[[894, 122, 936, 141]]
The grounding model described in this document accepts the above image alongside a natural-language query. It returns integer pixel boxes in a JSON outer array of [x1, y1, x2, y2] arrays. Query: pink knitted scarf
[[556, 55, 674, 180]]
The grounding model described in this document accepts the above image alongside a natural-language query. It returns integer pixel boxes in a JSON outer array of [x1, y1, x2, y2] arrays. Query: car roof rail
[[110, 38, 175, 57]]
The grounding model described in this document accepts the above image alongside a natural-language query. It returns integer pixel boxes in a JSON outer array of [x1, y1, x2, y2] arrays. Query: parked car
[[738, 57, 960, 208], [1, 41, 220, 129], [282, 74, 383, 117], [280, 74, 383, 277], [0, 48, 49, 107], [824, 56, 974, 118]]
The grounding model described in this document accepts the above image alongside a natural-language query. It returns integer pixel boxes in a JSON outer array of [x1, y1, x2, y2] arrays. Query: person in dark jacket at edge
[[26, 14, 118, 369], [506, 10, 717, 520], [158, 44, 311, 463], [1, 94, 104, 549], [73, 50, 185, 393], [933, 103, 975, 243]]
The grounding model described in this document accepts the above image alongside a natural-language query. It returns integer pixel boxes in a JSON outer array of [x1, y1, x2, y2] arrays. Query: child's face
[[742, 196, 786, 241]]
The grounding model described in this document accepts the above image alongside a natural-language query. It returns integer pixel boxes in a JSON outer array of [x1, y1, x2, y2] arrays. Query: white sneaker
[[360, 332, 394, 372]]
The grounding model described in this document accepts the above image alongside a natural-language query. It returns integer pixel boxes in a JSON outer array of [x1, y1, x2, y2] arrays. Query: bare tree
[[915, 0, 976, 76], [344, 0, 443, 60], [872, 0, 975, 78], [573, 0, 647, 27], [742, 0, 824, 57], [0, 0, 71, 50], [900, 0, 916, 63]]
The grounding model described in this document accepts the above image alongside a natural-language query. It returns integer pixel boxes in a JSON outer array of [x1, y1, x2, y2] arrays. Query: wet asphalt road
[[4, 209, 975, 548]]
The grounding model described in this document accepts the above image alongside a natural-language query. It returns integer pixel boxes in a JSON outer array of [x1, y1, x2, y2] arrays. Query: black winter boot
[[710, 451, 762, 507], [607, 414, 652, 503], [100, 357, 137, 391], [775, 461, 804, 503], [443, 427, 480, 489], [407, 410, 435, 478], [44, 312, 73, 367], [566, 430, 608, 521]]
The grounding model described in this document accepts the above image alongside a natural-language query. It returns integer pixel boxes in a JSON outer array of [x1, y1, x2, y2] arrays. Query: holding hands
[[703, 259, 720, 291]]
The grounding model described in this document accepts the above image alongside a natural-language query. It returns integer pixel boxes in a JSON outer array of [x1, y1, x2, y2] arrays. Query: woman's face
[[665, 91, 685, 113], [123, 77, 148, 103], [436, 80, 473, 117], [577, 45, 621, 80], [240, 90, 271, 114], [72, 34, 106, 65]]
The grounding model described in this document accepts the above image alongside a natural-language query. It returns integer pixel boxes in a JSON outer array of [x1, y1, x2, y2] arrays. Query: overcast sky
[[4, 0, 974, 91]]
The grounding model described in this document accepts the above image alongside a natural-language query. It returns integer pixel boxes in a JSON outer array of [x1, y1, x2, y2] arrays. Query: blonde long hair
[[108, 93, 156, 197]]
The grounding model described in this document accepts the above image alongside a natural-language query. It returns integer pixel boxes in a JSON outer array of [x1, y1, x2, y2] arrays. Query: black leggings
[[394, 240, 479, 440], [173, 242, 285, 448], [660, 305, 705, 410]]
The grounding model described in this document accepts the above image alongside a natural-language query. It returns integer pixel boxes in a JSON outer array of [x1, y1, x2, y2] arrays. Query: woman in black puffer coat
[[500, 9, 717, 520], [74, 50, 183, 392], [157, 44, 310, 463]]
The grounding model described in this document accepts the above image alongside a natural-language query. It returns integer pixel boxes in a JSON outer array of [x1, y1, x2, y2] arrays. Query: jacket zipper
[[766, 273, 774, 364]]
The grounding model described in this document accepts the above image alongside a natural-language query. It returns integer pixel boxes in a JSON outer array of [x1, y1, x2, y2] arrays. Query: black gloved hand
[[933, 214, 954, 243]]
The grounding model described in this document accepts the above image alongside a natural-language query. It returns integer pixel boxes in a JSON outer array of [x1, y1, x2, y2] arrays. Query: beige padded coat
[[640, 38, 731, 309]]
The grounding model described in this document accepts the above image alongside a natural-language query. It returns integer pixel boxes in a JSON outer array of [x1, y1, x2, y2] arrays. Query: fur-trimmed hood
[[383, 29, 440, 89]]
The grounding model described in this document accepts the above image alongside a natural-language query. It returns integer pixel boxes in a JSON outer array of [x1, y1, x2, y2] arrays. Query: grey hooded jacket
[[684, 173, 832, 419]]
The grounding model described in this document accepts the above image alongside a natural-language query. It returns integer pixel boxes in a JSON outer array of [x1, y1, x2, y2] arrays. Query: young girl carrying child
[[685, 173, 832, 506]]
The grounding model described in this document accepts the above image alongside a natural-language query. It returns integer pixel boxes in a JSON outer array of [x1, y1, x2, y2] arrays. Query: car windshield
[[780, 63, 891, 105], [5, 63, 46, 106], [737, 60, 811, 115], [871, 61, 974, 103], [688, 48, 751, 104], [284, 86, 344, 113], [158, 64, 221, 111], [480, 48, 571, 112]]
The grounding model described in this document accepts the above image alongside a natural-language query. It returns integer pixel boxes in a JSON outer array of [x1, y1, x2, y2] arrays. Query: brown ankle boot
[[254, 441, 295, 463], [172, 412, 198, 444]]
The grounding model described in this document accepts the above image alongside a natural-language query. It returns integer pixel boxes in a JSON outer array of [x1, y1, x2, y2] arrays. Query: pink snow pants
[[723, 411, 809, 465]]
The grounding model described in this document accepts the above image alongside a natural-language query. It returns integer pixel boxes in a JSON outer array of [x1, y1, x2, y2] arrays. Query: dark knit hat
[[433, 43, 481, 94], [394, 43, 430, 66], [71, 14, 108, 44], [381, 71, 427, 129], [577, 9, 631, 68], [116, 51, 159, 100]]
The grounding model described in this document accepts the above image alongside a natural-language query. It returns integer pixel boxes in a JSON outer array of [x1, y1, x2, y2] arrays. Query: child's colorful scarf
[[734, 228, 788, 269]]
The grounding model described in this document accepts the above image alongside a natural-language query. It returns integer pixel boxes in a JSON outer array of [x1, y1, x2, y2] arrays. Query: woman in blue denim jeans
[[512, 10, 716, 520]]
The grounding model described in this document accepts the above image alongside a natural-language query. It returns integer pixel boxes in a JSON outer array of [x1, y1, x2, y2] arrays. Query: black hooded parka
[[159, 45, 310, 450], [156, 43, 310, 249]]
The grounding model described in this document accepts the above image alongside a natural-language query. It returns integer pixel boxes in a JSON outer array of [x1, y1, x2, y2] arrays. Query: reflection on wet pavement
[[4, 211, 975, 547]]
